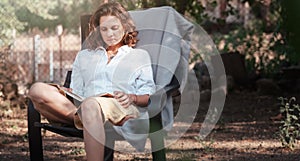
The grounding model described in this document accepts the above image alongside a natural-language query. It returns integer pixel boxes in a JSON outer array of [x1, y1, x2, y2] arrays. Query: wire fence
[[1, 33, 81, 97]]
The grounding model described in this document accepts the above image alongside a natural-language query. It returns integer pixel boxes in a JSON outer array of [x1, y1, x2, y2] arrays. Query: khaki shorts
[[74, 96, 140, 129]]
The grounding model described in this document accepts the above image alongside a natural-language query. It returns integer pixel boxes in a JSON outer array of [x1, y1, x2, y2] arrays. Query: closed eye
[[111, 25, 120, 30], [100, 27, 107, 32]]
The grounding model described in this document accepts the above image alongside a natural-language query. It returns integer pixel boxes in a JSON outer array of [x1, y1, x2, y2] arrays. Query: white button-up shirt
[[70, 45, 156, 151], [70, 45, 155, 98]]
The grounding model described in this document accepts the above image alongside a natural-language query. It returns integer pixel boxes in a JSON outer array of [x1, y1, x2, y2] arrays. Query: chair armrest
[[163, 76, 180, 96], [35, 122, 83, 138], [164, 84, 180, 96]]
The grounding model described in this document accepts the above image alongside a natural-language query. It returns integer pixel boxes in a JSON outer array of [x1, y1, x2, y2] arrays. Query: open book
[[48, 83, 84, 104], [48, 83, 114, 106], [62, 88, 85, 102]]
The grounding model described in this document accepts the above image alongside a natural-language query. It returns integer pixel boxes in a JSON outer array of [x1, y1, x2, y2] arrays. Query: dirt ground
[[1, 89, 300, 161]]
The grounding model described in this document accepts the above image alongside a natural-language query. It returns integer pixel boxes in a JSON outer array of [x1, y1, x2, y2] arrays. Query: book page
[[97, 93, 114, 98], [60, 88, 85, 102], [47, 83, 85, 104]]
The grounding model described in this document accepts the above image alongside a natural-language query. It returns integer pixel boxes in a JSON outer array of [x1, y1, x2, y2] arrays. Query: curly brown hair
[[82, 2, 138, 50]]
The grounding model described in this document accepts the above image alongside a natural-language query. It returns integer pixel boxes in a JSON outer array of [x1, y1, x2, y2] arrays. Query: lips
[[107, 39, 116, 42]]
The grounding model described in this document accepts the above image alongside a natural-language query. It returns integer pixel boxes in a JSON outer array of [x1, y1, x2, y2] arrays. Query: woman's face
[[99, 15, 125, 47]]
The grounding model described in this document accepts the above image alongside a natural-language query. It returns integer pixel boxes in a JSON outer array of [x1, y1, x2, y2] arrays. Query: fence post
[[49, 48, 54, 82], [56, 25, 63, 81], [33, 34, 41, 82]]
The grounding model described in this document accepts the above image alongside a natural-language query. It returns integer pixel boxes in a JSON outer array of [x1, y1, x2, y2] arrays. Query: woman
[[28, 2, 155, 161]]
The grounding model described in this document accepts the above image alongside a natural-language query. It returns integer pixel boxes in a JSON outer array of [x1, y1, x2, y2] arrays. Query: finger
[[119, 97, 129, 105], [121, 101, 130, 108], [119, 94, 129, 102], [114, 92, 128, 101], [113, 91, 131, 108], [122, 104, 129, 108], [113, 91, 123, 98], [119, 97, 131, 107]]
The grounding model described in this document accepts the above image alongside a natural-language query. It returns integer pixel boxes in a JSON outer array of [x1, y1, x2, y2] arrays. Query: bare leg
[[83, 128, 105, 161], [80, 98, 105, 161], [28, 82, 77, 125]]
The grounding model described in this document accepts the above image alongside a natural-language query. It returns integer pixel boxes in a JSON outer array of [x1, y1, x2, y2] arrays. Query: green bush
[[278, 97, 300, 150], [213, 26, 291, 79]]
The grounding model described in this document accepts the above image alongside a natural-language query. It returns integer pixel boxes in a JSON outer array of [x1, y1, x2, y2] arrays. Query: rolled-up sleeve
[[135, 64, 156, 95]]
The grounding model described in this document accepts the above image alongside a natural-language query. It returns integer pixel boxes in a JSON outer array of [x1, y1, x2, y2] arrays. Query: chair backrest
[[130, 7, 193, 92]]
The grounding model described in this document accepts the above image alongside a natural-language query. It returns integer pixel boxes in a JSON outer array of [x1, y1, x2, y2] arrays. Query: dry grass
[[1, 91, 300, 160]]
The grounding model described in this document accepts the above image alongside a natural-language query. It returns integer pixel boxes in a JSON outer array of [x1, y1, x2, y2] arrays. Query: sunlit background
[[0, 1, 300, 160], [1, 0, 299, 96]]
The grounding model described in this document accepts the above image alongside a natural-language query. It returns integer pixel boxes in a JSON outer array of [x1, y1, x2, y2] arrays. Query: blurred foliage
[[15, 0, 103, 33], [0, 0, 103, 46], [1, 0, 299, 78], [0, 46, 26, 110], [0, 0, 58, 46], [212, 0, 299, 78], [213, 25, 289, 78]]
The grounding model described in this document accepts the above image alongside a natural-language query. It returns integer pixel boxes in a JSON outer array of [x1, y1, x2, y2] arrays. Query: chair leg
[[150, 134, 166, 161], [104, 137, 115, 161], [104, 147, 114, 161], [27, 100, 44, 161], [149, 116, 166, 161]]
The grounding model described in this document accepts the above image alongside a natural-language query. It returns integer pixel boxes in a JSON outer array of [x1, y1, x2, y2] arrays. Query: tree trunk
[[173, 0, 190, 14], [260, 0, 271, 28], [142, 0, 149, 8], [219, 0, 227, 19], [154, 0, 167, 7]]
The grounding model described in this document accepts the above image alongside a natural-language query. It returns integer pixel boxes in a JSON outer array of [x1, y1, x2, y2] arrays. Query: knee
[[80, 98, 102, 122], [28, 82, 43, 98], [28, 82, 50, 103], [80, 97, 100, 112]]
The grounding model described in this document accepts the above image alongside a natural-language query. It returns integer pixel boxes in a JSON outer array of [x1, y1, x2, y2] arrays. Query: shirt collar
[[94, 45, 132, 56], [117, 45, 131, 55]]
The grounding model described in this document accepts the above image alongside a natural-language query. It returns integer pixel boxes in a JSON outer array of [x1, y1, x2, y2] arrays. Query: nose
[[106, 29, 114, 37]]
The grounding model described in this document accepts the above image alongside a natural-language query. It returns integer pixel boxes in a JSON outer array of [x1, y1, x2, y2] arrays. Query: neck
[[106, 42, 123, 53]]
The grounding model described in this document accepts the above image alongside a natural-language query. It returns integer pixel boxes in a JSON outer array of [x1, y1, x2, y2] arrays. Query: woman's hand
[[113, 91, 136, 108]]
